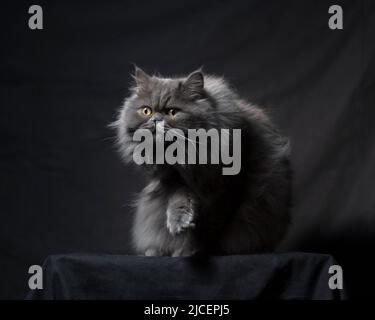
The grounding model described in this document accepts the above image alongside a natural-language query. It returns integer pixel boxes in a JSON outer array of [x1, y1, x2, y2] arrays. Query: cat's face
[[124, 67, 213, 132], [116, 67, 214, 160]]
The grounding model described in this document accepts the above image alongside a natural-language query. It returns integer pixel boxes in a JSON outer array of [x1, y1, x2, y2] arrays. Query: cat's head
[[114, 66, 216, 162]]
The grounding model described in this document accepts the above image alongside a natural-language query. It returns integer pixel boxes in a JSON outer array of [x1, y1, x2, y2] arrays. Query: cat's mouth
[[137, 120, 165, 134]]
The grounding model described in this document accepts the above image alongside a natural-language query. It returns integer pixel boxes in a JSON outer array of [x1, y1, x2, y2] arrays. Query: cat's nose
[[150, 112, 163, 122]]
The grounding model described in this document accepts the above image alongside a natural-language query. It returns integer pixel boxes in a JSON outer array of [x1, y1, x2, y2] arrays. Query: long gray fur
[[113, 67, 292, 256]]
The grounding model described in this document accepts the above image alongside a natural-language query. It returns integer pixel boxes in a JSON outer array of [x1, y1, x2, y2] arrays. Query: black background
[[0, 0, 374, 299]]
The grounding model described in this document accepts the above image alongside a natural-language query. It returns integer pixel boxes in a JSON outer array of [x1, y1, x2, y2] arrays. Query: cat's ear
[[181, 70, 204, 99], [132, 65, 150, 87]]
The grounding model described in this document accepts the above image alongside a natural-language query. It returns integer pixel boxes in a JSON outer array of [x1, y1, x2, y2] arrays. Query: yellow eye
[[168, 108, 178, 117], [141, 106, 152, 116]]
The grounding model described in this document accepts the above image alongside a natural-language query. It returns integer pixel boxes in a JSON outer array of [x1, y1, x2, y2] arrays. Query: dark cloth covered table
[[26, 252, 346, 300]]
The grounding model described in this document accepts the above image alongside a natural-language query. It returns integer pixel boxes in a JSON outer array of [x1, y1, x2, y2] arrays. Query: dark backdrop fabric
[[0, 0, 374, 299], [26, 253, 346, 300]]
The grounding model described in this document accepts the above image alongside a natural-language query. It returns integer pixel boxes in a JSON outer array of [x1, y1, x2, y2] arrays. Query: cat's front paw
[[166, 207, 195, 235], [144, 248, 162, 256]]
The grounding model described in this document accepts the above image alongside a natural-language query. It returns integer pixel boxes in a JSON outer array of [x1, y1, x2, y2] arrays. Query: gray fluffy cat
[[114, 66, 291, 256]]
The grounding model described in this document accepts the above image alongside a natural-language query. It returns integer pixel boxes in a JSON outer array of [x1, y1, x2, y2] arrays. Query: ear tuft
[[181, 70, 204, 99], [132, 65, 150, 87]]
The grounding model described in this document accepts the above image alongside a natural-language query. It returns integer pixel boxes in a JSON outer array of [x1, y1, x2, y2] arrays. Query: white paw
[[166, 208, 195, 235]]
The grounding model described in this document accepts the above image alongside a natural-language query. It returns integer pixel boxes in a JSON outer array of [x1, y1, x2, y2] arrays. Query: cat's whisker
[[166, 129, 199, 153]]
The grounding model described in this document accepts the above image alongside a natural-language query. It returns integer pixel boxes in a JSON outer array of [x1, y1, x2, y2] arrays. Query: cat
[[113, 66, 292, 256]]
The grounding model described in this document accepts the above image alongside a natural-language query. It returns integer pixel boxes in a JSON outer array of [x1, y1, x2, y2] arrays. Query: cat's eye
[[140, 106, 152, 116], [167, 108, 178, 117]]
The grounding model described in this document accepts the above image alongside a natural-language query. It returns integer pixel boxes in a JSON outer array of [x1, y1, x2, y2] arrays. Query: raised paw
[[166, 207, 195, 235]]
